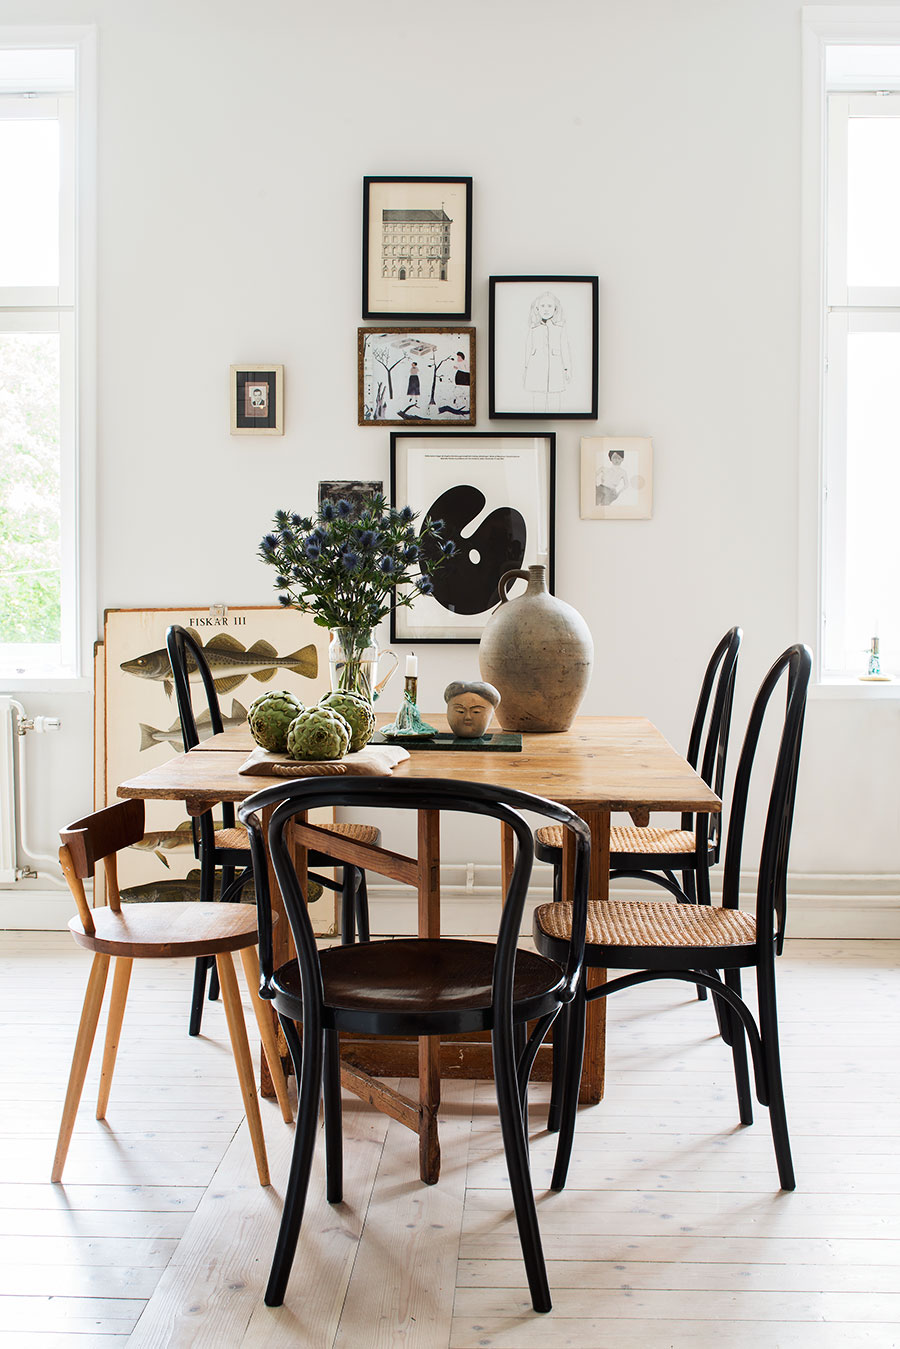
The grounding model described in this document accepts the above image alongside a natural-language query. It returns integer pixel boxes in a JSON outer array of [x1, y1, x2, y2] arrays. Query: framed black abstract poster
[[390, 432, 555, 643], [363, 176, 472, 321]]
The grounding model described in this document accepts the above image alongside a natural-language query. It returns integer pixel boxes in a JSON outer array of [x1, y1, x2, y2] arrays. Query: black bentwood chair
[[239, 777, 591, 1314], [533, 644, 811, 1195], [165, 625, 379, 1037]]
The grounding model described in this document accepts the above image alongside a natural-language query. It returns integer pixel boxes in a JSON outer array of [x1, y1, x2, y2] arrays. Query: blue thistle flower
[[358, 530, 378, 550], [430, 518, 444, 532], [342, 551, 360, 571], [402, 544, 420, 563], [378, 555, 396, 573], [418, 576, 434, 596], [290, 513, 303, 528], [441, 540, 456, 557], [399, 505, 414, 522], [322, 502, 336, 522], [337, 499, 353, 517], [280, 528, 294, 545], [260, 533, 278, 554], [278, 594, 292, 606], [305, 543, 321, 560], [274, 574, 290, 588]]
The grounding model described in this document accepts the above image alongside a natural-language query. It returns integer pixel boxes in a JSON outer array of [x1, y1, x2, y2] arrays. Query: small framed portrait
[[489, 276, 598, 420], [390, 431, 555, 643], [358, 327, 475, 426], [317, 480, 384, 518], [230, 365, 283, 435], [363, 176, 473, 321], [580, 436, 653, 519]]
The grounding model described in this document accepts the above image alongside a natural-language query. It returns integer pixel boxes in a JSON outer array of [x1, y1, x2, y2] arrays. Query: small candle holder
[[381, 672, 438, 739], [867, 636, 882, 678]]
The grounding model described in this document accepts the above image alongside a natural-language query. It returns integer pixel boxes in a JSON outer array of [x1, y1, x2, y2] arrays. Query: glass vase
[[328, 627, 398, 703]]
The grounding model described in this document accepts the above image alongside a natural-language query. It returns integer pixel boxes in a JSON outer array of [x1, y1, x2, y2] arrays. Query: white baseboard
[[3, 869, 899, 938]]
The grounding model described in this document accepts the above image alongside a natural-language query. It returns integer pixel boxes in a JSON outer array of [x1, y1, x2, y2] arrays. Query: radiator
[[0, 697, 17, 883]]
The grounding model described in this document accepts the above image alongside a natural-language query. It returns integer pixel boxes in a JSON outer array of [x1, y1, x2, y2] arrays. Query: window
[[0, 39, 91, 682]]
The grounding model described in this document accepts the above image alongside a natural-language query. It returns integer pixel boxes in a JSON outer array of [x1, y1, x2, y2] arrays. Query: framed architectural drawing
[[489, 276, 598, 419], [580, 436, 653, 519], [358, 327, 475, 425], [230, 364, 284, 434], [390, 431, 555, 642], [363, 177, 472, 321]]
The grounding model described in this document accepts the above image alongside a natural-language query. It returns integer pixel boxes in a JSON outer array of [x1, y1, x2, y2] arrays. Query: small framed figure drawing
[[358, 328, 475, 426], [489, 276, 598, 420], [391, 431, 555, 642], [580, 436, 653, 519], [230, 365, 284, 435], [363, 177, 473, 321]]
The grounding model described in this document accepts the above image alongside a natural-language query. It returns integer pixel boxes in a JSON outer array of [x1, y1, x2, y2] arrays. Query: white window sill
[[811, 676, 900, 699], [0, 675, 92, 695]]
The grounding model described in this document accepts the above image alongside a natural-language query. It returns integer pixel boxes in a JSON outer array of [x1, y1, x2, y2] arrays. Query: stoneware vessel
[[478, 565, 593, 732]]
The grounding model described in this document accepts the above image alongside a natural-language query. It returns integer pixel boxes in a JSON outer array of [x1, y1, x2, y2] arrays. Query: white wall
[[3, 0, 899, 929]]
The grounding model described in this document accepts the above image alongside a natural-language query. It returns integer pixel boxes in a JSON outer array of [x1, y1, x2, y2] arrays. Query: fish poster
[[102, 606, 334, 928]]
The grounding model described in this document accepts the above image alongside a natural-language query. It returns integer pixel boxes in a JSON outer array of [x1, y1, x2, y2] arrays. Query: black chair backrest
[[239, 777, 591, 1016], [166, 624, 235, 834], [681, 626, 742, 854], [720, 644, 812, 954]]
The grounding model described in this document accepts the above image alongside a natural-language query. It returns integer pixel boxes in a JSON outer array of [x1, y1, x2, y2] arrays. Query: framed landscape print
[[580, 436, 653, 519], [358, 327, 475, 426], [230, 364, 284, 434], [390, 431, 555, 642], [363, 176, 472, 321], [318, 479, 384, 516], [488, 276, 598, 419]]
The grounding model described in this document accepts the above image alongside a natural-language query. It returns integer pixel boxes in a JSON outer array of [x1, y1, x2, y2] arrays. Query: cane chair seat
[[536, 823, 696, 856], [68, 899, 262, 958], [535, 898, 757, 951], [214, 821, 380, 852]]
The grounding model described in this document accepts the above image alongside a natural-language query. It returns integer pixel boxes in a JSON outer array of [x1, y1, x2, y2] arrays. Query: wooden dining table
[[117, 714, 720, 1184]]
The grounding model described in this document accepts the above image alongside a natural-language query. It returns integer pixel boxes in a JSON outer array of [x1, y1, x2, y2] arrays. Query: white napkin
[[239, 742, 410, 778]]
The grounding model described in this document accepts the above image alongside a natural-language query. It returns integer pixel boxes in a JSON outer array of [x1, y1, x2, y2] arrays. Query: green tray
[[373, 730, 522, 752]]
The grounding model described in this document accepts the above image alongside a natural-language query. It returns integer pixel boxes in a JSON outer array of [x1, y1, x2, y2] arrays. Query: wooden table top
[[117, 715, 721, 816]]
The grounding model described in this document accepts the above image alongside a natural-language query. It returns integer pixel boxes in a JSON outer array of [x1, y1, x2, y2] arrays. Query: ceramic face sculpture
[[443, 680, 501, 739]]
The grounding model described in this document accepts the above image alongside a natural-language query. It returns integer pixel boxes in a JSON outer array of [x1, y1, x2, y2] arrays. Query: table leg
[[417, 808, 442, 1184]]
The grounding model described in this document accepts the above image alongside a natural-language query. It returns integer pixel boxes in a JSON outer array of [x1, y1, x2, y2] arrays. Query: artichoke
[[318, 690, 376, 752], [286, 707, 351, 761], [248, 689, 305, 752]]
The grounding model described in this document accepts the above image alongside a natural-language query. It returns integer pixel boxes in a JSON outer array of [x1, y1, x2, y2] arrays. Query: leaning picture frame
[[229, 365, 284, 435], [580, 436, 653, 519], [489, 276, 598, 420], [363, 176, 473, 321], [358, 327, 475, 426], [390, 431, 555, 643]]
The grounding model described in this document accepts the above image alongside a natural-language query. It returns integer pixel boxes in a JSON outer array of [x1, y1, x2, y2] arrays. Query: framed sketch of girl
[[488, 276, 598, 420]]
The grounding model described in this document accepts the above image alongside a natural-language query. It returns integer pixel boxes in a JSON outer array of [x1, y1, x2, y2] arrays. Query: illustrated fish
[[138, 700, 248, 752], [120, 868, 321, 904], [120, 629, 317, 698], [130, 820, 202, 868]]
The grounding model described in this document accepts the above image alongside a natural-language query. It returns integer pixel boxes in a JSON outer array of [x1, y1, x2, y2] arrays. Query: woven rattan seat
[[536, 823, 696, 855], [215, 821, 380, 852], [535, 898, 757, 949]]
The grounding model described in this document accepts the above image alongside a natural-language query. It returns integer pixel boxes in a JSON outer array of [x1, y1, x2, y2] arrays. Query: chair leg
[[265, 1013, 324, 1307], [52, 953, 110, 1183], [552, 859, 562, 905], [340, 867, 357, 945], [723, 969, 753, 1125], [208, 957, 220, 1002], [758, 963, 795, 1191], [238, 945, 293, 1124], [355, 870, 370, 944], [551, 980, 587, 1193], [492, 1020, 551, 1314], [323, 1029, 343, 1203], [188, 957, 209, 1037], [96, 957, 132, 1120], [547, 1001, 569, 1134], [216, 952, 269, 1187]]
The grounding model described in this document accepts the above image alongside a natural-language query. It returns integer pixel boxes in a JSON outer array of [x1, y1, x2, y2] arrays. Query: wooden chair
[[239, 776, 591, 1314], [165, 625, 381, 1037], [52, 798, 292, 1188], [533, 643, 811, 1194]]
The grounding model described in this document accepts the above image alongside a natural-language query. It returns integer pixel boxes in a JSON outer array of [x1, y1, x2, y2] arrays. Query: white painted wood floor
[[1, 931, 898, 1348]]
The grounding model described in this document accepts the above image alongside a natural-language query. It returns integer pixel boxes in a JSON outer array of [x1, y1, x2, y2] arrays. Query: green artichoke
[[286, 707, 351, 761], [248, 690, 305, 752], [318, 690, 376, 752]]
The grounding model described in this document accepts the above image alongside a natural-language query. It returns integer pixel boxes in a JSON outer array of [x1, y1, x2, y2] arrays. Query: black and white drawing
[[390, 432, 555, 642], [580, 436, 653, 520], [363, 177, 472, 320], [317, 480, 384, 518], [489, 276, 598, 420], [358, 328, 475, 426]]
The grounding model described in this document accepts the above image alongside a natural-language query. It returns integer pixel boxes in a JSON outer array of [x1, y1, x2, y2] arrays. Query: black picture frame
[[363, 176, 473, 321], [390, 430, 555, 643], [488, 275, 599, 420]]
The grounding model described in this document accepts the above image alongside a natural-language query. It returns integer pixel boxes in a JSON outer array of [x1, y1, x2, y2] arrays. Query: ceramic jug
[[478, 565, 593, 732]]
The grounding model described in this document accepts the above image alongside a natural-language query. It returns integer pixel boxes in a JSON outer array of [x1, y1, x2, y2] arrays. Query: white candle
[[405, 653, 418, 677]]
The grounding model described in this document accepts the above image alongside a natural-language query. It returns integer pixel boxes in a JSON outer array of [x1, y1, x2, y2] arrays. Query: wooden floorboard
[[1, 932, 899, 1347]]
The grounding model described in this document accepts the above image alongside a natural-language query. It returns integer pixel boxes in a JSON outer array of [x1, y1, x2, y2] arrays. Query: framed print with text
[[390, 431, 555, 642], [363, 176, 472, 321], [358, 327, 475, 425], [229, 365, 283, 435], [489, 276, 598, 419]]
